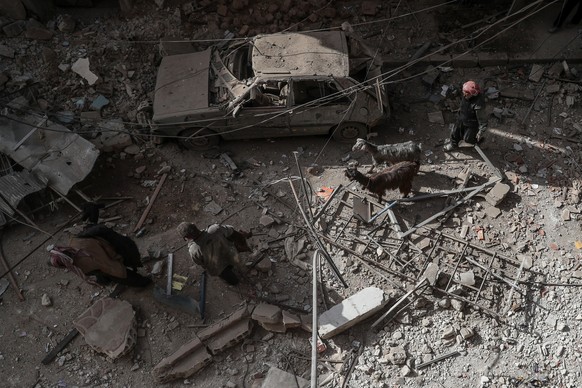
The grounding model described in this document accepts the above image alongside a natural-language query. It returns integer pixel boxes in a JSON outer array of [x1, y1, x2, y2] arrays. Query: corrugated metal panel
[[0, 196, 11, 216], [0, 114, 100, 195], [0, 170, 48, 209]]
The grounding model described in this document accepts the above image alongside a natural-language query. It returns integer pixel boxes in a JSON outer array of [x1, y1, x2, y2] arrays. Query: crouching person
[[176, 222, 252, 286], [48, 229, 152, 288]]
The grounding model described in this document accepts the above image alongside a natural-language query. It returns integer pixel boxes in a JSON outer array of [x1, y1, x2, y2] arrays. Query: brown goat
[[344, 161, 419, 202]]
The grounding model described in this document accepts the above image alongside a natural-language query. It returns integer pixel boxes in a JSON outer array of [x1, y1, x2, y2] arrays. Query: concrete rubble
[[1, 2, 582, 388]]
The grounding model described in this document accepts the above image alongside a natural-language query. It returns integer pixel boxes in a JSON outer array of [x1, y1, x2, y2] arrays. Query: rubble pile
[[1, 2, 582, 388]]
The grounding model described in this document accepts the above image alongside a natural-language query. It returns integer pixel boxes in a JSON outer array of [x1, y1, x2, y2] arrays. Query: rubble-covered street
[[1, 0, 582, 387]]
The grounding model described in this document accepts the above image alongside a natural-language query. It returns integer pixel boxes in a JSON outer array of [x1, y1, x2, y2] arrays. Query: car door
[[288, 79, 353, 135], [224, 82, 291, 140]]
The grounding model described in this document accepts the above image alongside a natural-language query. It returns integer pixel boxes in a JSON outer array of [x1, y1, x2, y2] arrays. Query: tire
[[332, 122, 368, 143], [178, 128, 220, 151]]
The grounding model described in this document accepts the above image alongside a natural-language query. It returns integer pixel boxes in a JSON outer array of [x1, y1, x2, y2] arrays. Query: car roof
[[251, 31, 349, 78]]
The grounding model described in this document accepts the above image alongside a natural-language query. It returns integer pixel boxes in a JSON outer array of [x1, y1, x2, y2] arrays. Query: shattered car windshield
[[221, 42, 254, 81]]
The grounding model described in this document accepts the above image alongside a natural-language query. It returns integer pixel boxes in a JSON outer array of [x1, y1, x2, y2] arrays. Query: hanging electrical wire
[[0, 0, 562, 146]]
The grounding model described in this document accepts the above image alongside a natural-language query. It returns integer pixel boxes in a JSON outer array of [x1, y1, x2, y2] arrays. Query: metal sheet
[[0, 170, 48, 209], [252, 31, 349, 77], [0, 114, 99, 195]]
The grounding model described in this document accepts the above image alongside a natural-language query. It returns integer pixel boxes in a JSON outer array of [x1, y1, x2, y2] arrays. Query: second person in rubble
[[444, 80, 488, 152], [177, 222, 252, 285]]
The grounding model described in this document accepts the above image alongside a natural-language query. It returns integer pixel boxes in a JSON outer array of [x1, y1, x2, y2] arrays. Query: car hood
[[153, 49, 211, 123]]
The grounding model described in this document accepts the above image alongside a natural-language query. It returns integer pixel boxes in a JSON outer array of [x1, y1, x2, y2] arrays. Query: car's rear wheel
[[177, 128, 220, 150], [332, 122, 368, 143]]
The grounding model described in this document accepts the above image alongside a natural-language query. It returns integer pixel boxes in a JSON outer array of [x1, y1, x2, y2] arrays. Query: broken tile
[[282, 310, 301, 329]]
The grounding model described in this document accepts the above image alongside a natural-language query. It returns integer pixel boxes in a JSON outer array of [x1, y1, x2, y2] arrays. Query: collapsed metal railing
[[312, 186, 544, 322]]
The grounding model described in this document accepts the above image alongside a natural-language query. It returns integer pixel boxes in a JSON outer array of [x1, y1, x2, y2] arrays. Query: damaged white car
[[151, 27, 389, 150]]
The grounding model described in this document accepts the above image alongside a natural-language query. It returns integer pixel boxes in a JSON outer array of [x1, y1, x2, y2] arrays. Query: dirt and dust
[[1, 1, 582, 387]]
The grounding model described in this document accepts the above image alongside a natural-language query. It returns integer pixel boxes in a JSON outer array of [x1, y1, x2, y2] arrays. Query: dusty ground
[[1, 1, 582, 387]]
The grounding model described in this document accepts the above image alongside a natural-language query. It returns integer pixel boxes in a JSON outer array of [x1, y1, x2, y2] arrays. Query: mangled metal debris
[[0, 113, 99, 195]]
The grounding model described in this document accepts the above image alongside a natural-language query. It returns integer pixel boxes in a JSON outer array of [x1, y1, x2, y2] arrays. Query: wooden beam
[[133, 173, 167, 233]]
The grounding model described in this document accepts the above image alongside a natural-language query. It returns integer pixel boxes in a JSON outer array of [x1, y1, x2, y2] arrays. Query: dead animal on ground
[[352, 138, 422, 172], [344, 161, 420, 202]]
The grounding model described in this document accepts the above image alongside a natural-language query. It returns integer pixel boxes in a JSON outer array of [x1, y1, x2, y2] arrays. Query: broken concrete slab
[[152, 335, 212, 383], [421, 65, 439, 86], [387, 346, 407, 365], [261, 366, 309, 388], [73, 297, 137, 360], [197, 305, 252, 355], [204, 201, 222, 216], [318, 287, 389, 339], [3, 20, 25, 37], [484, 182, 510, 206], [93, 120, 132, 152], [282, 310, 301, 329], [71, 57, 98, 85], [251, 303, 282, 325], [528, 64, 544, 82], [483, 205, 501, 219]]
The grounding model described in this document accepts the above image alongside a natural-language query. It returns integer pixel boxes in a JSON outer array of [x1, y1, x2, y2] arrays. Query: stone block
[[484, 182, 510, 206], [258, 320, 286, 333], [25, 26, 53, 40], [3, 20, 25, 37], [261, 367, 309, 388], [282, 310, 301, 329], [546, 83, 561, 94], [299, 314, 312, 333], [252, 303, 282, 324], [198, 305, 252, 355], [152, 335, 212, 383], [483, 205, 501, 219], [387, 346, 406, 365], [0, 44, 14, 58], [421, 65, 439, 86], [528, 64, 544, 82], [318, 287, 389, 339]]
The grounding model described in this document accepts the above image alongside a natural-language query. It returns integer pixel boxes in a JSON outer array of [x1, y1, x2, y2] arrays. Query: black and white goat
[[345, 161, 419, 202], [352, 138, 422, 172]]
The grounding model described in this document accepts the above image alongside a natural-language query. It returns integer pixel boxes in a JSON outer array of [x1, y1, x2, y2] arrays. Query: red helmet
[[462, 80, 481, 96]]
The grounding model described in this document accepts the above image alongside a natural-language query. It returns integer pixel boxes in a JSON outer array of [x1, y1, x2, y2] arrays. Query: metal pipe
[[288, 179, 348, 288], [292, 151, 314, 220], [166, 253, 173, 295], [311, 250, 320, 388]]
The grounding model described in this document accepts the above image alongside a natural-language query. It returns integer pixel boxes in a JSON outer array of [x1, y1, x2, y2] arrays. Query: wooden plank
[[133, 173, 167, 233]]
